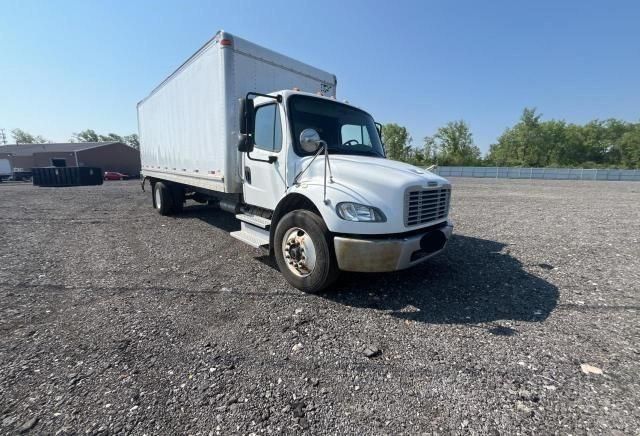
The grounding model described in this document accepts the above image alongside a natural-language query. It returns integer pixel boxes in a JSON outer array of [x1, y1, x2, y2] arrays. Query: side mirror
[[299, 128, 322, 153], [238, 134, 254, 153], [238, 97, 255, 152], [374, 122, 386, 157], [375, 122, 383, 141]]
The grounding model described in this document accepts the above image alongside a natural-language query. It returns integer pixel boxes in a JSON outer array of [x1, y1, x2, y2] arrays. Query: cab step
[[230, 222, 270, 248], [236, 213, 271, 229]]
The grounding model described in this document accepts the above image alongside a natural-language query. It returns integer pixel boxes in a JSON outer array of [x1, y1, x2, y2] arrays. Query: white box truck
[[138, 31, 453, 292]]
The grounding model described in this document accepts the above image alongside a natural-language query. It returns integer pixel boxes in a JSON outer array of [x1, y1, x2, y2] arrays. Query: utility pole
[[0, 128, 7, 145]]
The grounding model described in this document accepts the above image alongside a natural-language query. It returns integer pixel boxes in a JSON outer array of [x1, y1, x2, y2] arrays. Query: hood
[[295, 155, 449, 205], [331, 155, 446, 181]]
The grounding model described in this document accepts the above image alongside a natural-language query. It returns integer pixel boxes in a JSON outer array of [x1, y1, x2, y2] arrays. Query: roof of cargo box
[[138, 30, 337, 106]]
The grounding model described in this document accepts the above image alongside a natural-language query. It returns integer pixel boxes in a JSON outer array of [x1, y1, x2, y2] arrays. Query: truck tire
[[153, 182, 174, 216], [274, 210, 340, 293], [170, 185, 184, 213]]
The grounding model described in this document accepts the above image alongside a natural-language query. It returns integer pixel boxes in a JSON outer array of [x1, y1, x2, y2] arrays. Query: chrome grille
[[404, 186, 451, 226]]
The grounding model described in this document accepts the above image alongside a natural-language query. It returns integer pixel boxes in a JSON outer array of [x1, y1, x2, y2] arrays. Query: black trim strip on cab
[[332, 220, 448, 240]]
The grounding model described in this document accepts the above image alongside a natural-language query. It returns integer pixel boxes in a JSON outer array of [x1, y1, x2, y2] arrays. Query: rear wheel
[[170, 185, 184, 213], [153, 182, 174, 216], [274, 210, 339, 293]]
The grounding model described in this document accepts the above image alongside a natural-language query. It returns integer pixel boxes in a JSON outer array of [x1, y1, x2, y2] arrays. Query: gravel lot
[[1, 178, 638, 435]]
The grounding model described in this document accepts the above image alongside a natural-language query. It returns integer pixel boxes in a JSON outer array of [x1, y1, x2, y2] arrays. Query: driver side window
[[254, 104, 282, 152], [341, 124, 372, 146]]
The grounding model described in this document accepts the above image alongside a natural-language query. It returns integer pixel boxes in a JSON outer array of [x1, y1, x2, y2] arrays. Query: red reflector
[[220, 39, 232, 46]]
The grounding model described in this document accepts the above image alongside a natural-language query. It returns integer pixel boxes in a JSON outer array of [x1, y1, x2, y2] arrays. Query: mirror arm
[[293, 145, 325, 185], [321, 141, 333, 204], [246, 152, 277, 164]]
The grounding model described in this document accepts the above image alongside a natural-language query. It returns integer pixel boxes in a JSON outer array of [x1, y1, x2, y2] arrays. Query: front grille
[[404, 186, 451, 226]]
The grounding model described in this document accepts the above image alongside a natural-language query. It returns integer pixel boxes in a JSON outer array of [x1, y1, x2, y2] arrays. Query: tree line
[[382, 108, 640, 169], [8, 108, 640, 169], [8, 128, 140, 149]]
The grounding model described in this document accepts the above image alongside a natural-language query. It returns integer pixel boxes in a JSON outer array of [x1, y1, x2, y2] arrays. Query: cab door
[[242, 102, 287, 210]]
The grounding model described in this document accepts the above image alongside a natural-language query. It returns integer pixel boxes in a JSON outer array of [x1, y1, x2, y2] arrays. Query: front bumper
[[333, 220, 453, 272]]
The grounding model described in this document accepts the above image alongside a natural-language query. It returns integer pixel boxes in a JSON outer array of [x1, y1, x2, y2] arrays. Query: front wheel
[[274, 210, 340, 293]]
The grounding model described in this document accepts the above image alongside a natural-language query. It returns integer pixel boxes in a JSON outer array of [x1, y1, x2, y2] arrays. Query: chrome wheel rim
[[282, 227, 317, 277], [154, 187, 161, 209]]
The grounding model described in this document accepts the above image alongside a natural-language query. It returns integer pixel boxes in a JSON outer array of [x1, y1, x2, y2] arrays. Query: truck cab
[[231, 89, 452, 292]]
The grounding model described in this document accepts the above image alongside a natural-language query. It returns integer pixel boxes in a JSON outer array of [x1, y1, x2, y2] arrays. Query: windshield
[[288, 95, 384, 157]]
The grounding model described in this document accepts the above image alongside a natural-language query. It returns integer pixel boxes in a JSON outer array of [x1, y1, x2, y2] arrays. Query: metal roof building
[[0, 142, 141, 176]]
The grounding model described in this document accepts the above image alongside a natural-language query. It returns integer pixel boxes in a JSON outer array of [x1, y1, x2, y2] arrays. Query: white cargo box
[[138, 30, 337, 193]]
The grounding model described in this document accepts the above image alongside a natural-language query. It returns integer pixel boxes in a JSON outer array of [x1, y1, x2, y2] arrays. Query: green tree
[[424, 120, 480, 165], [72, 129, 139, 148], [553, 123, 586, 166], [422, 136, 438, 164], [381, 123, 411, 161], [488, 108, 544, 166], [11, 128, 48, 144], [488, 109, 640, 168], [123, 134, 140, 149], [99, 133, 124, 142], [73, 129, 100, 142], [618, 125, 640, 168]]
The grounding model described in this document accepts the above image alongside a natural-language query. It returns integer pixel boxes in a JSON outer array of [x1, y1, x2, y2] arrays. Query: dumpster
[[32, 167, 103, 187]]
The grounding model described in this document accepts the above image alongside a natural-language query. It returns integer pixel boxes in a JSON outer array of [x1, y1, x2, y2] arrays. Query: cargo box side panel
[[138, 41, 228, 191]]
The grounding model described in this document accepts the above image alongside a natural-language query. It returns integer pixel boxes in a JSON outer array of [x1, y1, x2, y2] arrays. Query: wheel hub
[[290, 245, 303, 261], [282, 227, 317, 278], [154, 187, 161, 209]]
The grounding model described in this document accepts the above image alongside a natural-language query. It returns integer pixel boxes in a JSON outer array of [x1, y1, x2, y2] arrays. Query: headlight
[[335, 202, 386, 222]]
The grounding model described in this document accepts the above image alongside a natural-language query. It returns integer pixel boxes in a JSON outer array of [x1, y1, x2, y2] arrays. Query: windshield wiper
[[358, 150, 384, 157]]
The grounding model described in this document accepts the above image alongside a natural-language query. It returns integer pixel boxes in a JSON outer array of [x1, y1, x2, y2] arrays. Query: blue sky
[[1, 0, 638, 153]]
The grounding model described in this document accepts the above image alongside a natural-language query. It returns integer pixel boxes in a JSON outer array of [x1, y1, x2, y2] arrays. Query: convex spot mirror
[[299, 128, 322, 153]]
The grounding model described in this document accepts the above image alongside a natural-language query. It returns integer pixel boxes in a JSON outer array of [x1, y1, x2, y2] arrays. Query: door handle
[[244, 167, 252, 184]]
